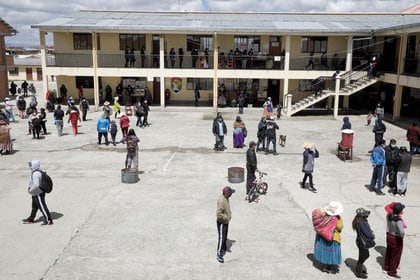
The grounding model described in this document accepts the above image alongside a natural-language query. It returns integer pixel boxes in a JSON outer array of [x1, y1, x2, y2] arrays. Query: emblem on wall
[[170, 77, 183, 94]]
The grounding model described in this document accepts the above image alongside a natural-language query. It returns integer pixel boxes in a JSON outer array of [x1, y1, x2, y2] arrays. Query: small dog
[[279, 135, 287, 147]]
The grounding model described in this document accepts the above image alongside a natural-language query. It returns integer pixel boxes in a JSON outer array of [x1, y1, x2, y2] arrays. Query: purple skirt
[[233, 130, 244, 148]]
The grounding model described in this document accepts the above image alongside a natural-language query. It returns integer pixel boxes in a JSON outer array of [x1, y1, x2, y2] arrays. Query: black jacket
[[246, 148, 257, 170], [212, 118, 227, 135], [265, 120, 279, 138], [397, 153, 412, 173], [385, 145, 399, 166]]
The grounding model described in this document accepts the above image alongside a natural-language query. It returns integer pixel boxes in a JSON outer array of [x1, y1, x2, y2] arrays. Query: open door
[[153, 77, 160, 105]]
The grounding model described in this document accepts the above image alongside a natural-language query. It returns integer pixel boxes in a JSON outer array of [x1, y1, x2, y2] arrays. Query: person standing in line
[[22, 160, 53, 225], [4, 97, 16, 123], [123, 128, 140, 170], [384, 139, 399, 192], [372, 119, 386, 148], [233, 116, 246, 148], [300, 142, 319, 192], [383, 202, 406, 278], [194, 86, 200, 107], [369, 139, 386, 195], [352, 208, 375, 278], [96, 115, 110, 145], [265, 115, 279, 155], [119, 113, 130, 138], [212, 112, 227, 151], [394, 147, 412, 197], [53, 105, 65, 137], [109, 120, 118, 146], [216, 186, 235, 263], [312, 201, 343, 274], [406, 122, 420, 155], [68, 106, 81, 136], [256, 116, 267, 152], [79, 97, 89, 121], [21, 80, 29, 97], [16, 95, 27, 119], [245, 141, 257, 199]]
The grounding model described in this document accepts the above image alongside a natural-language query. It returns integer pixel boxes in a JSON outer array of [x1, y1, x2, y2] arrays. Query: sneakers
[[41, 220, 54, 226], [22, 217, 34, 224], [309, 186, 317, 193], [216, 254, 224, 263], [299, 182, 305, 189], [376, 191, 386, 196]]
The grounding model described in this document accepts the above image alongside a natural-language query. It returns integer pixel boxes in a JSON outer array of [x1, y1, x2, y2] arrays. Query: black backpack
[[36, 170, 53, 193]]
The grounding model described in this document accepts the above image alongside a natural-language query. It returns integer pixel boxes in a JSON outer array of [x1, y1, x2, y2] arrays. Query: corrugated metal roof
[[31, 11, 420, 35], [13, 55, 41, 66]]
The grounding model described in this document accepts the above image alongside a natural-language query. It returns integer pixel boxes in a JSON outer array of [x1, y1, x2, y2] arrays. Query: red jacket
[[407, 125, 420, 144], [119, 116, 130, 128], [68, 110, 80, 124]]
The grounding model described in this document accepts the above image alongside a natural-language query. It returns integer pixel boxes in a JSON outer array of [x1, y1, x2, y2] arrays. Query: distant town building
[[0, 18, 16, 100]]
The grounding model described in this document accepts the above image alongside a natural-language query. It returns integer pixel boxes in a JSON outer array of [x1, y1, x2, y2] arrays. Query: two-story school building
[[31, 9, 420, 119]]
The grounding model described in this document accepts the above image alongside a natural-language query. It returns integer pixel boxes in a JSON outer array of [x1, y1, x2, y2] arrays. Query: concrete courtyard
[[0, 105, 419, 280]]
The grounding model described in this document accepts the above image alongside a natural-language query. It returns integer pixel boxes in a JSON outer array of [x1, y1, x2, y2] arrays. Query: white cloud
[[1, 0, 418, 46]]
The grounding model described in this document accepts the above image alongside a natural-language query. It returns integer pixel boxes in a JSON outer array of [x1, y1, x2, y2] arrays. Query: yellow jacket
[[333, 217, 343, 244]]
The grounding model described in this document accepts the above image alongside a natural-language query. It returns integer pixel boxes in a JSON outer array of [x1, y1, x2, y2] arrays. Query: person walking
[[119, 113, 130, 138], [372, 119, 386, 148], [256, 117, 267, 152], [233, 116, 246, 148], [300, 142, 319, 192], [265, 115, 279, 155], [68, 106, 81, 136], [113, 98, 121, 119], [16, 95, 27, 119], [238, 94, 245, 114], [312, 201, 343, 274], [97, 115, 110, 145], [59, 84, 67, 104], [246, 141, 257, 199], [4, 97, 16, 123], [22, 160, 53, 225], [38, 108, 47, 135], [216, 186, 235, 263], [79, 97, 90, 121], [141, 100, 150, 127], [212, 112, 227, 151], [394, 147, 412, 197], [374, 102, 384, 120], [54, 105, 65, 136], [123, 128, 140, 170], [383, 202, 406, 278], [352, 208, 375, 278], [109, 120, 118, 146], [406, 122, 419, 155], [263, 97, 273, 116], [194, 86, 200, 106], [369, 139, 386, 195]]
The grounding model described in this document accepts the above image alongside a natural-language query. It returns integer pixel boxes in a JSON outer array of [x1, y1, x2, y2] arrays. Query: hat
[[392, 202, 405, 215], [104, 101, 110, 105], [303, 142, 315, 149], [222, 186, 235, 195], [269, 115, 274, 120], [5, 97, 9, 101], [324, 201, 343, 216], [249, 141, 257, 147], [356, 208, 370, 218]]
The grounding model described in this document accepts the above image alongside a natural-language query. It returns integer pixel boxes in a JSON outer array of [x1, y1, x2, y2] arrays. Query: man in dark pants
[[194, 86, 200, 107], [141, 100, 150, 127], [79, 97, 89, 121], [22, 160, 53, 225], [384, 139, 399, 193], [370, 139, 386, 195], [216, 186, 234, 263], [265, 115, 279, 155], [246, 141, 258, 199], [212, 113, 227, 151]]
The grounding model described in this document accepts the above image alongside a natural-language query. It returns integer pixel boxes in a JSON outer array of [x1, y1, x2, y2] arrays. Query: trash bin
[[228, 167, 244, 183], [121, 168, 139, 184]]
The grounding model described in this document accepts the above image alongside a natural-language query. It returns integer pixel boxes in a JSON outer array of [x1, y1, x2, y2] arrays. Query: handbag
[[312, 209, 337, 241], [357, 227, 375, 249]]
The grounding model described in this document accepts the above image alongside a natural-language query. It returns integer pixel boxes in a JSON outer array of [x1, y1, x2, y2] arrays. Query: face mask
[[391, 144, 396, 148]]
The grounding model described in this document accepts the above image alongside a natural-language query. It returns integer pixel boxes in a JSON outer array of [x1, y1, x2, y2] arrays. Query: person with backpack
[[22, 160, 53, 225], [79, 97, 90, 121], [109, 120, 118, 146], [123, 129, 140, 170]]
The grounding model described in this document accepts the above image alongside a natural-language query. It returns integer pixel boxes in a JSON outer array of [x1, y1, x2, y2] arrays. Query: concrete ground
[[0, 104, 419, 280]]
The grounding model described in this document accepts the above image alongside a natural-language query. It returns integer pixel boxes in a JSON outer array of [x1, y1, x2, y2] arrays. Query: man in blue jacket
[[370, 139, 386, 195], [97, 115, 110, 145]]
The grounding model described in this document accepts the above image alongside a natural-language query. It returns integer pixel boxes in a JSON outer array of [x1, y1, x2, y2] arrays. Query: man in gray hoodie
[[22, 160, 53, 225]]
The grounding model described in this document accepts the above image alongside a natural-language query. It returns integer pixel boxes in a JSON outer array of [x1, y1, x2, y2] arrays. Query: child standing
[[366, 112, 374, 126], [110, 120, 118, 146]]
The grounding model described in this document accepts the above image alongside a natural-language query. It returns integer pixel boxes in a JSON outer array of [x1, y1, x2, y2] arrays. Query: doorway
[[153, 77, 160, 105], [152, 35, 160, 68], [26, 68, 33, 80], [269, 36, 282, 69], [267, 79, 280, 106]]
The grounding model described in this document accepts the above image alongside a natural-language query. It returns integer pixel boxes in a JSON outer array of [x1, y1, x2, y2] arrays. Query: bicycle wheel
[[257, 182, 268, 194], [248, 186, 257, 202]]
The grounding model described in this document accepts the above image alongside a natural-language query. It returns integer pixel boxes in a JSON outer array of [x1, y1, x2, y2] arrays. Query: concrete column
[[333, 77, 340, 119], [39, 31, 48, 104], [393, 34, 408, 120], [286, 94, 292, 116], [282, 78, 289, 106], [327, 96, 333, 109], [345, 36, 353, 73], [159, 36, 165, 109], [213, 33, 218, 111], [343, 96, 349, 110], [92, 32, 99, 111], [284, 36, 291, 71]]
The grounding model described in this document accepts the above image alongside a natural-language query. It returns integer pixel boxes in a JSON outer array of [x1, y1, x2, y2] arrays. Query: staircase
[[283, 65, 381, 116]]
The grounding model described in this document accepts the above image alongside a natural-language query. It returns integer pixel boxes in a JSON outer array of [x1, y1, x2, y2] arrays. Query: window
[[234, 36, 260, 52], [119, 34, 146, 50], [75, 76, 94, 89], [73, 33, 100, 50], [8, 67, 18, 75], [187, 35, 213, 51], [301, 37, 327, 53], [187, 78, 212, 90]]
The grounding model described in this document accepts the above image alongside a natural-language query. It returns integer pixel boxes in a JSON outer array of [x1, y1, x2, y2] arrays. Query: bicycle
[[247, 170, 268, 203]]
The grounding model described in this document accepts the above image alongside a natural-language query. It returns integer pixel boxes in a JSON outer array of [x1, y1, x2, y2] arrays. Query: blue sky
[[1, 0, 419, 47]]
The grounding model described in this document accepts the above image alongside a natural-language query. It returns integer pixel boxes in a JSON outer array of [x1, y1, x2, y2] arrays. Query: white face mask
[[391, 144, 397, 148]]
